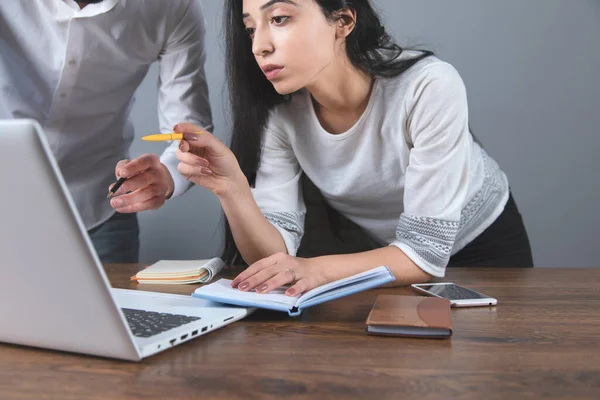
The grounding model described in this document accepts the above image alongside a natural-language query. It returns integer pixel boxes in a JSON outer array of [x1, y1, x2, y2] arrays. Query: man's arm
[[157, 0, 213, 198], [109, 1, 213, 212]]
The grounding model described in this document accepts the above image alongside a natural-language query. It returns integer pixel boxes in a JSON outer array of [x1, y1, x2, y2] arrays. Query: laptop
[[0, 119, 252, 361]]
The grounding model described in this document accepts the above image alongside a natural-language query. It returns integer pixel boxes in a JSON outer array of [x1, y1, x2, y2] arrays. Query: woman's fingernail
[[238, 282, 249, 291], [111, 198, 123, 208], [184, 133, 200, 141], [257, 284, 268, 293], [196, 158, 209, 167], [201, 168, 212, 175], [173, 124, 179, 131], [286, 288, 296, 296]]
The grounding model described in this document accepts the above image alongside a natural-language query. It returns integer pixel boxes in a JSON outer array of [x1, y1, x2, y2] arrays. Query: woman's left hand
[[230, 253, 328, 297]]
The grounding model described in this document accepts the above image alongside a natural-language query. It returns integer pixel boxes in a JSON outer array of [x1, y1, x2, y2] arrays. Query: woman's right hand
[[174, 122, 248, 197]]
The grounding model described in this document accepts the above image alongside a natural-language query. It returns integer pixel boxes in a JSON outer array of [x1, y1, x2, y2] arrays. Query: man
[[0, 0, 213, 263]]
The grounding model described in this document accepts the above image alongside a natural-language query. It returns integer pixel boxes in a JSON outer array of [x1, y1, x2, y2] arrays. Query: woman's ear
[[335, 8, 357, 39]]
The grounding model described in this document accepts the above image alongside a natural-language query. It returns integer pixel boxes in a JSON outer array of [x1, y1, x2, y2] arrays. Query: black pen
[[107, 177, 127, 198]]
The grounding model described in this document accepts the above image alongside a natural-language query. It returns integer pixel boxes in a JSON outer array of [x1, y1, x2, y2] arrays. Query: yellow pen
[[141, 132, 204, 142]]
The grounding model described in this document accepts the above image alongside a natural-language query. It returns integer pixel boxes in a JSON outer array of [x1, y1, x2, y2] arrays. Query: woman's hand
[[174, 122, 248, 197], [230, 253, 329, 297]]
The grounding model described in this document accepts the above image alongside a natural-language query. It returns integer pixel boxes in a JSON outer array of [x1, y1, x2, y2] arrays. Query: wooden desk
[[1, 267, 599, 399]]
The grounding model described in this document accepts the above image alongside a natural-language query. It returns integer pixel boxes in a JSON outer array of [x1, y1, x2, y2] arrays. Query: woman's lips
[[262, 64, 284, 80]]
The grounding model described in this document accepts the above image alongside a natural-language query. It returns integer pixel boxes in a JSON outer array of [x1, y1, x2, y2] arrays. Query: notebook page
[[196, 279, 299, 308], [296, 266, 389, 306]]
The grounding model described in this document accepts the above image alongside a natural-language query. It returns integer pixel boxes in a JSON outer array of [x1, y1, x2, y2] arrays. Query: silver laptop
[[0, 119, 252, 361]]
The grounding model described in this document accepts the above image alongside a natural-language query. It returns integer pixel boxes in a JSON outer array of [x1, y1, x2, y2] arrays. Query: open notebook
[[192, 266, 395, 316]]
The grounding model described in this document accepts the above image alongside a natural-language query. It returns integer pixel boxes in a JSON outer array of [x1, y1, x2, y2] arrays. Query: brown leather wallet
[[365, 295, 452, 338]]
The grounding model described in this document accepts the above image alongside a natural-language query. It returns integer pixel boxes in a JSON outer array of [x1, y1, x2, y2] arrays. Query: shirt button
[[68, 59, 76, 66], [59, 93, 67, 99]]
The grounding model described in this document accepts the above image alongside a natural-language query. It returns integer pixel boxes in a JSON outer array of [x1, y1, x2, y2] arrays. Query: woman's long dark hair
[[222, 0, 433, 263]]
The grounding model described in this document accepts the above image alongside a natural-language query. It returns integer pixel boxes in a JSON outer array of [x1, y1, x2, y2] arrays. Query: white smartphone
[[411, 282, 497, 307]]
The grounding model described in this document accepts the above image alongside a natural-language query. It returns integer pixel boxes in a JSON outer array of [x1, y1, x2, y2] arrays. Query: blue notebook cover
[[192, 266, 395, 316]]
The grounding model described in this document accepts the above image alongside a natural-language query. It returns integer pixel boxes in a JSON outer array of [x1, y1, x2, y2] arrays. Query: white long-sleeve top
[[0, 0, 213, 229], [251, 55, 509, 277]]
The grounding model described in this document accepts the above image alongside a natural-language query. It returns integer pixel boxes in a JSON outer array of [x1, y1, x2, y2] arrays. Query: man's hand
[[108, 154, 175, 213]]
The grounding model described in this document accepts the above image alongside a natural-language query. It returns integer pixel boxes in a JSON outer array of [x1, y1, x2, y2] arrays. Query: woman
[[174, 0, 533, 296]]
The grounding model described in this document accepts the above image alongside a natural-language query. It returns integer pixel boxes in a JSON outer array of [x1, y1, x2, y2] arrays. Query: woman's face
[[242, 0, 342, 94]]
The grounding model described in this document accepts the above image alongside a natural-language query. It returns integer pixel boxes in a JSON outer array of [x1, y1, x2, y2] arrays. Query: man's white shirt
[[0, 0, 213, 229]]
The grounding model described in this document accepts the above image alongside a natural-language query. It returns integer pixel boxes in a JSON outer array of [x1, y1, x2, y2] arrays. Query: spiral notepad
[[132, 258, 225, 285]]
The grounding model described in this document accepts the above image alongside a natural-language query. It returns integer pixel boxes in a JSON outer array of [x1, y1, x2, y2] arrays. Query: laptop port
[[180, 334, 188, 340], [201, 326, 207, 333], [223, 316, 234, 322], [170, 339, 176, 346], [191, 330, 198, 336]]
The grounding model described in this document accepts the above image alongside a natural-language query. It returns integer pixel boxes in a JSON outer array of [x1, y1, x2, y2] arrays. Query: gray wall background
[[130, 0, 600, 267]]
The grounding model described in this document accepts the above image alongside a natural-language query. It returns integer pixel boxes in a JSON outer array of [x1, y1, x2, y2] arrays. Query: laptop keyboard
[[121, 308, 200, 338]]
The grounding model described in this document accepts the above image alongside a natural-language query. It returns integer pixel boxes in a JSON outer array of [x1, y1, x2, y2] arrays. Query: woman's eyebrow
[[243, 0, 300, 20]]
